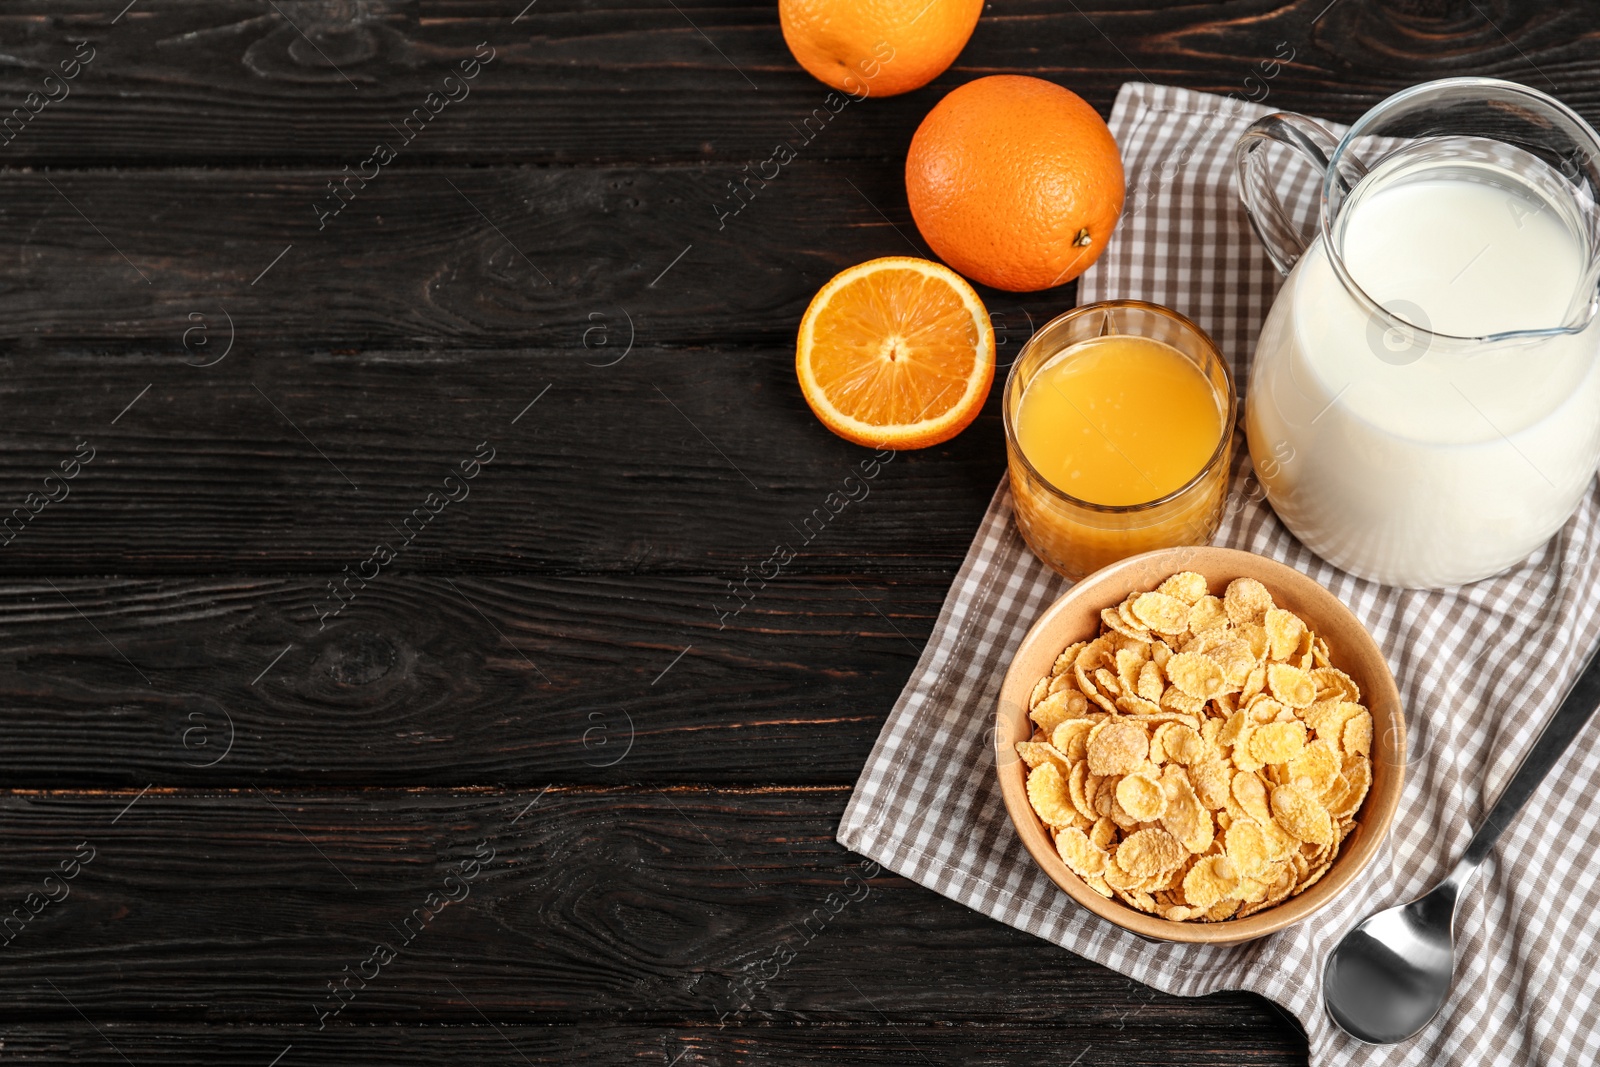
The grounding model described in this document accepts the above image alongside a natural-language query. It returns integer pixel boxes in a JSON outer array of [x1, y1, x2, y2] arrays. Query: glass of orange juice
[[1003, 300, 1236, 580]]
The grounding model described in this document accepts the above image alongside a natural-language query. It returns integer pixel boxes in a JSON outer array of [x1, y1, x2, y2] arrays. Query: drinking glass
[[1003, 300, 1236, 580]]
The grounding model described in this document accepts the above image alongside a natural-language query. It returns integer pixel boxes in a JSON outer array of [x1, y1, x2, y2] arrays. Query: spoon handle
[[1461, 638, 1600, 870]]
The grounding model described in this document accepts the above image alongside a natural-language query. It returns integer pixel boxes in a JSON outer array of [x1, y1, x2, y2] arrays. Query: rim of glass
[[1001, 299, 1238, 516], [1320, 76, 1600, 345]]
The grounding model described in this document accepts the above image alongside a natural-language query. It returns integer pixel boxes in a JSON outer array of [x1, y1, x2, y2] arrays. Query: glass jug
[[1235, 78, 1600, 588]]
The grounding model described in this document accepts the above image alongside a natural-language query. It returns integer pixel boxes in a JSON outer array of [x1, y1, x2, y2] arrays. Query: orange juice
[[1002, 303, 1235, 580], [1015, 335, 1223, 505]]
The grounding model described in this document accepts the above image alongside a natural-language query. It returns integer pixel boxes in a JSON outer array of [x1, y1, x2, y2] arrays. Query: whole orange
[[779, 0, 983, 99], [906, 75, 1125, 291]]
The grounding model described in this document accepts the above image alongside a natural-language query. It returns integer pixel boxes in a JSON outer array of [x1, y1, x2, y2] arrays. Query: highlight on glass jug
[[1234, 78, 1600, 589]]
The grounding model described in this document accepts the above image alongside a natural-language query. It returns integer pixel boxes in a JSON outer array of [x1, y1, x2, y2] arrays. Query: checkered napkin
[[839, 82, 1600, 1065]]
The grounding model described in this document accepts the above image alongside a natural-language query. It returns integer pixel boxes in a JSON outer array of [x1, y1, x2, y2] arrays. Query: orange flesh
[[807, 266, 981, 425]]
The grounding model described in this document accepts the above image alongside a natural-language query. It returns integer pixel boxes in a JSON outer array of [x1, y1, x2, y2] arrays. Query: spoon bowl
[[1323, 876, 1462, 1043]]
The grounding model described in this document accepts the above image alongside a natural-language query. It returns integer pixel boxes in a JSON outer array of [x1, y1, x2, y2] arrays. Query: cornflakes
[[1264, 608, 1306, 662], [1207, 639, 1257, 689], [1161, 686, 1206, 715], [1115, 648, 1146, 692], [1271, 783, 1334, 846], [1026, 761, 1077, 828], [1267, 663, 1317, 708], [1287, 739, 1339, 794], [1189, 757, 1233, 811], [1056, 827, 1108, 878], [1086, 720, 1149, 776], [1051, 719, 1094, 763], [1188, 594, 1228, 634], [1224, 577, 1273, 624], [1183, 855, 1240, 910], [1249, 720, 1307, 765], [1031, 688, 1086, 734], [1232, 770, 1273, 825], [1306, 698, 1364, 741], [1132, 591, 1191, 635], [1016, 740, 1070, 773], [1115, 694, 1163, 716], [1342, 709, 1373, 757], [1162, 724, 1205, 766], [1116, 771, 1168, 821], [1137, 660, 1166, 703], [1160, 767, 1214, 854], [1118, 827, 1187, 878], [1016, 570, 1375, 921], [1102, 606, 1151, 643], [1311, 666, 1359, 703], [1158, 571, 1208, 605], [1052, 641, 1088, 678], [1167, 652, 1226, 700], [1224, 818, 1272, 879]]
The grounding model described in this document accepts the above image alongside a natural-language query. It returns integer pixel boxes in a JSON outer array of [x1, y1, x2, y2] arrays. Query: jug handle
[[1233, 113, 1343, 275]]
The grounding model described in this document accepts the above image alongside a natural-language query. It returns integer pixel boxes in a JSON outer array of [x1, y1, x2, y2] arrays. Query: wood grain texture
[[0, 573, 939, 787], [0, 0, 1594, 166], [0, 786, 1298, 1047], [0, 165, 1066, 349], [0, 1023, 1307, 1065], [0, 348, 1020, 573]]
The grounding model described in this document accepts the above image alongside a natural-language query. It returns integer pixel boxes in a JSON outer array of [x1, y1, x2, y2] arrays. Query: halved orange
[[796, 257, 995, 450]]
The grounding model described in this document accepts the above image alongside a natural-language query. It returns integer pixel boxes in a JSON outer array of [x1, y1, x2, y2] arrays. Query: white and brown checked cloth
[[839, 82, 1600, 1065]]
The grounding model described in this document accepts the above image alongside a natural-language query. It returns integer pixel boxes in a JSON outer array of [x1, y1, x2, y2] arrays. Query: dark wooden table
[[0, 1, 1586, 1062]]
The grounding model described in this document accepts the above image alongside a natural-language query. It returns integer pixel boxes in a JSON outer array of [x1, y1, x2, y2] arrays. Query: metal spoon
[[1323, 639, 1600, 1044]]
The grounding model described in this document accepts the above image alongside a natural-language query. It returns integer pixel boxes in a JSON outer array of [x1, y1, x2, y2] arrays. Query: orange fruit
[[779, 0, 983, 99], [906, 75, 1125, 292], [796, 257, 994, 450]]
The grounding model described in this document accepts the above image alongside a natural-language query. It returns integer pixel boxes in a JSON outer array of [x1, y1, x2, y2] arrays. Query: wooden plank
[[0, 573, 940, 786], [0, 0, 1593, 167], [0, 4, 1423, 1058], [0, 165, 1067, 349], [0, 348, 1014, 572], [0, 1022, 1307, 1065], [0, 785, 1299, 1053]]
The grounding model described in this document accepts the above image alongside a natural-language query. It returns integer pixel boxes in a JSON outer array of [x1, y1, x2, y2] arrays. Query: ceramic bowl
[[994, 546, 1405, 944]]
